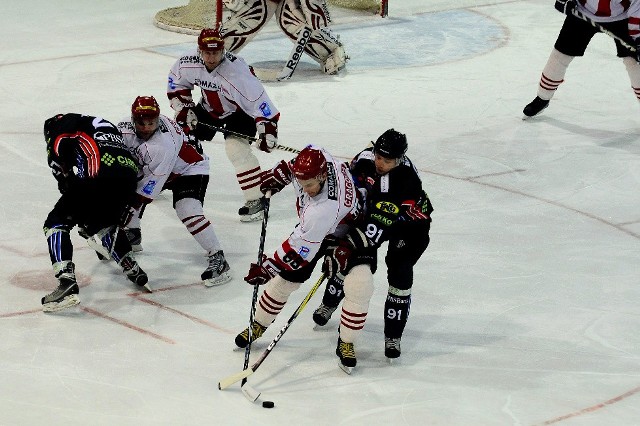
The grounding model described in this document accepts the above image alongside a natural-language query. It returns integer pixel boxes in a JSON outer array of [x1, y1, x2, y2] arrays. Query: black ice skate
[[312, 303, 338, 327], [336, 337, 356, 374], [522, 96, 550, 118], [42, 262, 80, 312], [121, 256, 151, 292], [201, 250, 231, 287], [235, 320, 268, 348], [385, 337, 402, 362], [124, 228, 142, 252], [238, 197, 265, 222]]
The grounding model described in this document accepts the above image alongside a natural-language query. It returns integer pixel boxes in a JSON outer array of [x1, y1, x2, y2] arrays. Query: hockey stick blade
[[241, 383, 261, 402], [218, 368, 254, 390]]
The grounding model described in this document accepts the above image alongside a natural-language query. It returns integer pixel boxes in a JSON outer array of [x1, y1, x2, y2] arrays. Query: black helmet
[[373, 129, 407, 159], [44, 114, 65, 143]]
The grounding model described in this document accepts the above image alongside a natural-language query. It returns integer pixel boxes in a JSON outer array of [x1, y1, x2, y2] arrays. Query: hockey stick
[[241, 191, 272, 389], [567, 7, 636, 51], [197, 122, 301, 154], [252, 26, 313, 82], [218, 273, 327, 392]]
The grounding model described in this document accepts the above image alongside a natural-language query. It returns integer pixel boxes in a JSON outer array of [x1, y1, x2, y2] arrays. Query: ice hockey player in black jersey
[[313, 129, 433, 361], [41, 113, 150, 312]]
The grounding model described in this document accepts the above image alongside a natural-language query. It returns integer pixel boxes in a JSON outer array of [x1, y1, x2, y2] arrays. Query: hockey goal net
[[154, 0, 385, 34]]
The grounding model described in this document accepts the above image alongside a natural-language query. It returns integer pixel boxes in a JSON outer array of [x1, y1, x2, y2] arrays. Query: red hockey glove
[[256, 120, 277, 153], [175, 104, 197, 132], [260, 160, 292, 195], [244, 256, 281, 286]]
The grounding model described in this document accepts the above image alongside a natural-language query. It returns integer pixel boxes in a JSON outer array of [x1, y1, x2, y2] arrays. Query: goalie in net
[[221, 0, 348, 75]]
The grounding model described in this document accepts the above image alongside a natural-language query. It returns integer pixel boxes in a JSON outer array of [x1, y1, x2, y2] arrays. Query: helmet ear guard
[[373, 128, 408, 159]]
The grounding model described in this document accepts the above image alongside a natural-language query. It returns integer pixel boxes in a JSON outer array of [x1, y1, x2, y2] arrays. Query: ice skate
[[522, 96, 549, 119], [124, 228, 142, 252], [385, 337, 401, 362], [336, 337, 356, 374], [42, 262, 80, 312], [121, 255, 151, 292], [201, 250, 231, 287], [312, 303, 338, 328], [235, 320, 268, 348], [238, 198, 264, 222]]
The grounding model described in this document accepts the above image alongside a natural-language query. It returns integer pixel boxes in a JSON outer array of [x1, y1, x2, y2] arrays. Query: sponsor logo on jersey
[[326, 163, 337, 201], [259, 102, 272, 117], [376, 201, 399, 214], [341, 164, 354, 207], [195, 78, 220, 91], [95, 131, 124, 145], [298, 246, 310, 259], [179, 55, 201, 65], [142, 180, 156, 195], [168, 76, 176, 90], [370, 213, 393, 226], [117, 155, 139, 172]]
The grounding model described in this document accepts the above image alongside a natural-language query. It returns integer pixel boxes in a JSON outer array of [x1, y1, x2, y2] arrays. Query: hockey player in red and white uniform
[[233, 145, 374, 372], [220, 0, 348, 75], [167, 28, 280, 222], [118, 96, 231, 287], [524, 0, 640, 117]]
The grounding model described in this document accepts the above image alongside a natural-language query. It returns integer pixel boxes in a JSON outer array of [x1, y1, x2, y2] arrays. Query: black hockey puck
[[262, 401, 275, 408]]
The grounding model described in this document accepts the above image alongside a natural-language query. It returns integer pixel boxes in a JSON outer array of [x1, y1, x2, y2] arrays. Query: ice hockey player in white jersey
[[167, 28, 280, 222], [233, 145, 374, 372], [118, 96, 231, 287], [523, 0, 640, 117], [220, 0, 348, 75]]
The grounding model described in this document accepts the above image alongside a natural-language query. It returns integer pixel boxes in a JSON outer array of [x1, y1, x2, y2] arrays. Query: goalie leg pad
[[255, 275, 302, 325], [225, 136, 263, 201], [220, 0, 278, 52], [299, 0, 332, 30]]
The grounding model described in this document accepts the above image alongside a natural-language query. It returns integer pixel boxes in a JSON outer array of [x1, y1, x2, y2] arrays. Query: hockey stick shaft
[[197, 122, 301, 154], [276, 26, 312, 81], [218, 273, 326, 390], [568, 7, 636, 51], [242, 191, 272, 385]]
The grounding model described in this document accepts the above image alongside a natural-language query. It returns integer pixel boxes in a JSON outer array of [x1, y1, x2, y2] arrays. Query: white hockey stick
[[253, 26, 313, 82], [218, 273, 326, 392]]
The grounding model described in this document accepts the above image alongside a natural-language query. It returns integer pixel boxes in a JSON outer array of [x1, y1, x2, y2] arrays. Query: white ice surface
[[1, 1, 639, 425]]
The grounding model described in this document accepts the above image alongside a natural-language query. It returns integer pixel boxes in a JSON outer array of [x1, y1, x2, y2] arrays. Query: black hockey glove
[[322, 238, 352, 278], [554, 0, 575, 15]]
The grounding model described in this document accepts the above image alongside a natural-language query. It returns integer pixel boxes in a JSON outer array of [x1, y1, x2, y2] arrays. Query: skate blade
[[239, 212, 264, 223], [43, 295, 80, 313], [203, 272, 231, 287], [338, 362, 354, 375], [140, 284, 153, 293]]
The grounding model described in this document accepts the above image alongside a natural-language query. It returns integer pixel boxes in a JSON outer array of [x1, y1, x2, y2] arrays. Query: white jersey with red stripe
[[272, 146, 361, 272], [576, 0, 640, 22], [167, 51, 280, 124], [118, 114, 209, 201]]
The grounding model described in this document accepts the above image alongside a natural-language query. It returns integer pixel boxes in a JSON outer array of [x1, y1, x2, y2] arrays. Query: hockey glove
[[260, 160, 292, 195], [322, 240, 352, 278], [256, 120, 277, 153], [554, 0, 575, 14], [244, 255, 281, 286], [120, 195, 151, 228]]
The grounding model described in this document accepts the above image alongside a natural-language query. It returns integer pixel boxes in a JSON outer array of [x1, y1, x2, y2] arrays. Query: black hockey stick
[[218, 273, 327, 393], [197, 122, 301, 154], [241, 190, 272, 389], [567, 7, 636, 51]]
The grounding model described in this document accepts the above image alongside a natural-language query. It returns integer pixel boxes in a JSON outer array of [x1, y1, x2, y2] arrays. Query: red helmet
[[198, 28, 224, 52], [131, 96, 160, 120], [292, 146, 327, 181]]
